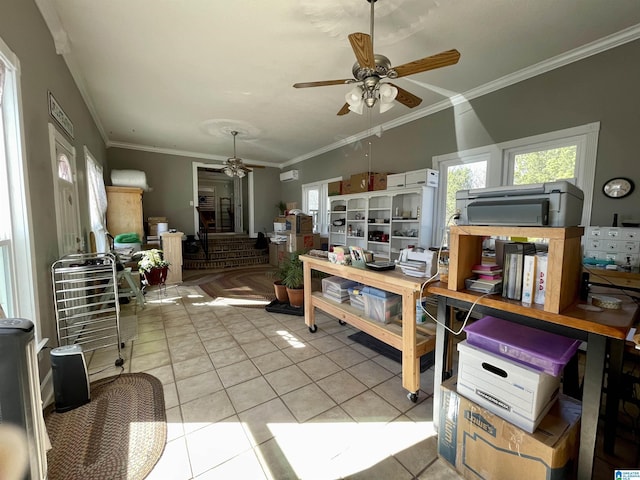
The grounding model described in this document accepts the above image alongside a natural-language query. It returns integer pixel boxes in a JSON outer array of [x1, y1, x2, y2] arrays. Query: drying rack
[[51, 252, 124, 366]]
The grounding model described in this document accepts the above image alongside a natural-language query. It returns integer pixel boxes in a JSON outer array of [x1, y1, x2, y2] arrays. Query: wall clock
[[602, 177, 634, 198]]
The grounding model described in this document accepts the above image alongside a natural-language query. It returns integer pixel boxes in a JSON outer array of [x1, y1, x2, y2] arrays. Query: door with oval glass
[[49, 124, 82, 256]]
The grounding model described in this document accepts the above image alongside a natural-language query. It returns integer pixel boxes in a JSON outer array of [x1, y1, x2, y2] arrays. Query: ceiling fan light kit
[[293, 0, 460, 116], [223, 131, 250, 177]]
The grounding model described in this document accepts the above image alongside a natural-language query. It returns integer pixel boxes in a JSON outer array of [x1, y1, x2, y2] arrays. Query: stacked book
[[398, 259, 431, 277], [466, 264, 503, 294]]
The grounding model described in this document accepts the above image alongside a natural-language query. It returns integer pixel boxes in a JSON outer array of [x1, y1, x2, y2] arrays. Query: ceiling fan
[[293, 0, 461, 115], [222, 131, 263, 178]]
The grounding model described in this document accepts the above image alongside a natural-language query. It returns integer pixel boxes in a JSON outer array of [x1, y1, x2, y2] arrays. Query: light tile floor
[[86, 282, 638, 479]]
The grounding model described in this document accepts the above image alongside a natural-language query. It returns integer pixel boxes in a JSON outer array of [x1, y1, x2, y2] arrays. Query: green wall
[[282, 39, 640, 227], [107, 147, 282, 236], [1, 0, 107, 353]]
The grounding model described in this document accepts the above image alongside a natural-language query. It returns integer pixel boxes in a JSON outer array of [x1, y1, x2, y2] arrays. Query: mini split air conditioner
[[280, 170, 299, 182]]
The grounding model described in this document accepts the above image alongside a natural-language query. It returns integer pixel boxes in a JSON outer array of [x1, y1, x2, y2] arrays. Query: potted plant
[[281, 252, 305, 307], [267, 259, 290, 303], [137, 249, 170, 286], [276, 201, 287, 216]]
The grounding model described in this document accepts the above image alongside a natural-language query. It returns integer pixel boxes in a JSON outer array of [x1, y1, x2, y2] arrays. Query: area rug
[[193, 265, 278, 308], [44, 373, 166, 480], [348, 331, 435, 373]]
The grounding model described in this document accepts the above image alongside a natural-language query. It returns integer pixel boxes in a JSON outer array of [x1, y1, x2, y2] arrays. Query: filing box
[[464, 316, 580, 376], [457, 340, 561, 432], [438, 377, 581, 480], [362, 286, 402, 323]]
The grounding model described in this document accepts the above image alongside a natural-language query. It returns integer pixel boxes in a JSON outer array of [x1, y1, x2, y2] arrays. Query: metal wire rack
[[51, 252, 124, 366]]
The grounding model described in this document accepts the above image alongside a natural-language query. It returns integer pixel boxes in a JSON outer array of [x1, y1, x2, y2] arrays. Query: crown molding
[[107, 141, 280, 168]]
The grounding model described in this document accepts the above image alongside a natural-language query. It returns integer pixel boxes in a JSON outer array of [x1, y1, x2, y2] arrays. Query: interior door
[[49, 124, 81, 256]]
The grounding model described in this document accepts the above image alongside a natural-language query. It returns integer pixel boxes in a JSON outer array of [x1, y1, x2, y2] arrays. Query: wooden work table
[[427, 281, 638, 480], [300, 254, 436, 402]]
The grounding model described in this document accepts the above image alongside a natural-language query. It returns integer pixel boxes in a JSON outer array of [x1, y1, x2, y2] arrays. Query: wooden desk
[[584, 265, 640, 291], [301, 255, 436, 401], [427, 282, 638, 480]]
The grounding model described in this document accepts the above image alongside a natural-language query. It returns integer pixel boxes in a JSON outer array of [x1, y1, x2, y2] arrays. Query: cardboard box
[[349, 172, 373, 193], [328, 181, 343, 196], [269, 242, 288, 267], [285, 214, 313, 234], [285, 202, 298, 211], [457, 340, 561, 432], [371, 173, 388, 191], [287, 233, 320, 253], [438, 377, 580, 480]]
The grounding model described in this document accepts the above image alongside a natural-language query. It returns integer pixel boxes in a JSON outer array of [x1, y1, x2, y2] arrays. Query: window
[[433, 123, 599, 245], [302, 177, 341, 235], [0, 37, 39, 338]]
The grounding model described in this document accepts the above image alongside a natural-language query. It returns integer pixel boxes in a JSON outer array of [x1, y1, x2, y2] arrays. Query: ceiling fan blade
[[348, 33, 375, 70], [392, 49, 461, 78], [337, 103, 350, 116], [293, 79, 354, 88], [388, 83, 422, 109]]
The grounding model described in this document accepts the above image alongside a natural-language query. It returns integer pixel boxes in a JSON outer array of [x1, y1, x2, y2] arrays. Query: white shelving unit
[[328, 185, 437, 261]]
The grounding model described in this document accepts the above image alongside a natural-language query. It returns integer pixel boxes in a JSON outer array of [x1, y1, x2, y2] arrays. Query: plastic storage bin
[[322, 276, 359, 303], [464, 316, 581, 376], [362, 286, 401, 323]]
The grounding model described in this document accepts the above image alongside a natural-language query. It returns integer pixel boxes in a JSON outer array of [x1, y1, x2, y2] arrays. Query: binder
[[501, 242, 536, 300]]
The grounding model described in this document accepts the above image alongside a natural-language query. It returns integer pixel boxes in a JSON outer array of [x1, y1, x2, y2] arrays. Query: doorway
[[192, 161, 253, 237]]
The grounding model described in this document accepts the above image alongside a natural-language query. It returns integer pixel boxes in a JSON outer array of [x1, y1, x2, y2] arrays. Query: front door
[[49, 124, 81, 256]]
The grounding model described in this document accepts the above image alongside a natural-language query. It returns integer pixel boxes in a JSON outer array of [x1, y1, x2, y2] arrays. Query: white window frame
[[0, 36, 40, 341], [301, 177, 342, 235], [433, 122, 599, 244]]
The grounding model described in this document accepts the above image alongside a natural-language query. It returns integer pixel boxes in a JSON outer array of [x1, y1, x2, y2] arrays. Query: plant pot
[[143, 266, 168, 286], [273, 280, 289, 303], [286, 286, 304, 308]]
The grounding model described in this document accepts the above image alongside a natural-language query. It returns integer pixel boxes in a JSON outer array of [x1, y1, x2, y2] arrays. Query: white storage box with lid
[[387, 169, 439, 190], [362, 286, 402, 323], [322, 276, 359, 303], [457, 340, 561, 433]]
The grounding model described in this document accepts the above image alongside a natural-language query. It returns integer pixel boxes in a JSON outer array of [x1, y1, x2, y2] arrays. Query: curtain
[[86, 153, 108, 252], [0, 61, 5, 106]]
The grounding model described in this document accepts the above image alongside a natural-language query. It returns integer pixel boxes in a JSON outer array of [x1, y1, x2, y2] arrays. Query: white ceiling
[[38, 0, 640, 168]]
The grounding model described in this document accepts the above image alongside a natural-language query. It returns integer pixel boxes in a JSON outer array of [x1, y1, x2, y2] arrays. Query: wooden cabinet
[[106, 186, 144, 241]]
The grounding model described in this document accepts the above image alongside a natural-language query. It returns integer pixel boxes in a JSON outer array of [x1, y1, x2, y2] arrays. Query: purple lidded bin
[[464, 316, 581, 377]]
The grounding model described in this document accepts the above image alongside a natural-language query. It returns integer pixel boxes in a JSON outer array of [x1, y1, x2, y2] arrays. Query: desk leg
[[578, 333, 606, 480], [604, 338, 624, 455], [401, 290, 419, 401], [433, 296, 453, 432], [303, 262, 316, 332]]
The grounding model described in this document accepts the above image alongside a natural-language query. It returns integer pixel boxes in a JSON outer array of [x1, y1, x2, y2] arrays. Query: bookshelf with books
[[447, 225, 584, 314]]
